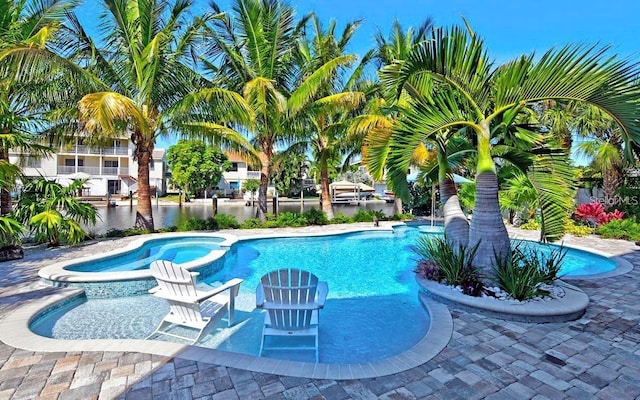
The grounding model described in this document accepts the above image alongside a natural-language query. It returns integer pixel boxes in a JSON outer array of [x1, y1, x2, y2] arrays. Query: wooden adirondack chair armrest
[[316, 281, 328, 308], [196, 278, 244, 302], [256, 284, 265, 308], [148, 286, 160, 294]]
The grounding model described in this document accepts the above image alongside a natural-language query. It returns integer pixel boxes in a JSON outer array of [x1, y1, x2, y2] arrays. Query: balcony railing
[[57, 166, 129, 176], [59, 145, 129, 156], [246, 171, 261, 179]]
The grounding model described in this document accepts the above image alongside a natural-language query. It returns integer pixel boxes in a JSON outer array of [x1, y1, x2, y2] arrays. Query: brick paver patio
[[0, 224, 638, 399]]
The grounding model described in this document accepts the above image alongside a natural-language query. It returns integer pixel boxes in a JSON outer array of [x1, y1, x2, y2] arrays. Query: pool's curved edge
[[0, 286, 452, 380], [37, 232, 238, 283]]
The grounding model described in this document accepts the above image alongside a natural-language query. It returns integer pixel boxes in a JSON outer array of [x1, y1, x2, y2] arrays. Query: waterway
[[89, 200, 395, 235]]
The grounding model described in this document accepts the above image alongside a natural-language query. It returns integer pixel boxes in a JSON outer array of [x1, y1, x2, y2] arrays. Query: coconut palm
[[285, 16, 373, 219], [1, 0, 256, 230], [368, 19, 434, 216], [379, 24, 640, 275], [205, 0, 355, 220], [0, 0, 78, 215]]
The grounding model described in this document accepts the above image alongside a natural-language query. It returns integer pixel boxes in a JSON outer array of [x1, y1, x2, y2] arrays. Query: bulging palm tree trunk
[[320, 167, 334, 220], [468, 172, 510, 278], [440, 178, 469, 248], [135, 149, 154, 230]]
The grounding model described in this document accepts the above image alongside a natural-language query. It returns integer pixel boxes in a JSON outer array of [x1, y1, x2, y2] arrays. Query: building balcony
[[57, 166, 129, 176], [246, 171, 261, 179], [58, 145, 129, 156]]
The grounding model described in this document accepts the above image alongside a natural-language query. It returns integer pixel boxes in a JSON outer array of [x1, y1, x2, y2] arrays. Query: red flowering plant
[[574, 201, 625, 226]]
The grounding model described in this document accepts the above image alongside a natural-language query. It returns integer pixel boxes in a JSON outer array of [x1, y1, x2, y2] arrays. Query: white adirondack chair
[[256, 269, 328, 362], [147, 260, 243, 344]]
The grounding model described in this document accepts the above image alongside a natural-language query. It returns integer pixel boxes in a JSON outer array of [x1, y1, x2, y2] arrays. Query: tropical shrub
[[178, 217, 212, 231], [574, 201, 624, 225], [240, 218, 264, 229], [597, 218, 640, 241], [303, 208, 329, 225], [412, 236, 483, 296], [330, 214, 352, 224], [493, 242, 566, 301], [519, 219, 540, 230], [0, 217, 25, 246], [276, 212, 308, 227], [104, 228, 150, 238], [564, 220, 593, 237], [351, 209, 386, 223], [414, 259, 443, 282], [214, 214, 240, 229], [13, 178, 97, 246]]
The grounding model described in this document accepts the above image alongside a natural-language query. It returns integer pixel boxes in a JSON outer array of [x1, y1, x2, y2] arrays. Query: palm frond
[[79, 92, 149, 140], [288, 54, 356, 116]]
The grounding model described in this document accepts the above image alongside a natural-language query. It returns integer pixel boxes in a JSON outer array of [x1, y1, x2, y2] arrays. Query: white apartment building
[[10, 137, 167, 197]]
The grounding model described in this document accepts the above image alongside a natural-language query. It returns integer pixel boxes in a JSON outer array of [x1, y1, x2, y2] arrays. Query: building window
[[230, 162, 238, 172], [65, 159, 84, 166], [25, 156, 41, 168], [107, 180, 121, 195], [104, 160, 118, 168], [149, 162, 155, 171]]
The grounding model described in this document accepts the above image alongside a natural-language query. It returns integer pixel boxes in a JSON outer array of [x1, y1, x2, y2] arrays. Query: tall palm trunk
[[256, 159, 270, 221], [393, 197, 403, 215], [440, 178, 469, 248], [468, 172, 510, 276], [134, 147, 154, 230], [0, 146, 11, 215], [320, 164, 334, 219], [602, 167, 621, 208]]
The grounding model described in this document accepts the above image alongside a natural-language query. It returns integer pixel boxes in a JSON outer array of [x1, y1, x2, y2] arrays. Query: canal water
[[89, 200, 395, 235]]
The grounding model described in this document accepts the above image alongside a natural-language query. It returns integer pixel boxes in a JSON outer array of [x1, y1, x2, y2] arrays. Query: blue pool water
[[66, 237, 225, 272], [31, 225, 617, 363]]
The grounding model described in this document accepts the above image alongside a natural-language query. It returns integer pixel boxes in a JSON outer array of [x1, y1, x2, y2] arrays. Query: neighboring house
[[217, 152, 261, 195], [9, 137, 167, 197]]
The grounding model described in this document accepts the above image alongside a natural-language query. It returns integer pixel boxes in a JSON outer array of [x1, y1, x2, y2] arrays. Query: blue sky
[[77, 0, 640, 157]]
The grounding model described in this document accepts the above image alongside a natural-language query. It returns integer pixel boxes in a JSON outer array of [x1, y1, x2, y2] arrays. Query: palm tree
[[2, 0, 256, 231], [0, 0, 77, 215], [379, 24, 640, 275], [13, 177, 97, 246], [205, 0, 355, 220], [369, 19, 433, 216], [288, 16, 372, 219]]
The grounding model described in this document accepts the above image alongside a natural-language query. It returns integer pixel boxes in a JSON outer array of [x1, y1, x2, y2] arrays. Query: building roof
[[153, 149, 165, 159]]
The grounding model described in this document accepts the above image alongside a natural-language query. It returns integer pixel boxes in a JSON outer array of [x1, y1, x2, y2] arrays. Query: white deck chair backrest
[[260, 269, 318, 331], [150, 260, 204, 324]]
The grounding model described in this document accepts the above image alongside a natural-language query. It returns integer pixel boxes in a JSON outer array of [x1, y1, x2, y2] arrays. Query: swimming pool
[[30, 225, 618, 364], [32, 227, 431, 363]]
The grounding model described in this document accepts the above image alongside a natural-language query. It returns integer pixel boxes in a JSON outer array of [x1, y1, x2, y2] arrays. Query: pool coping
[[0, 287, 453, 380]]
